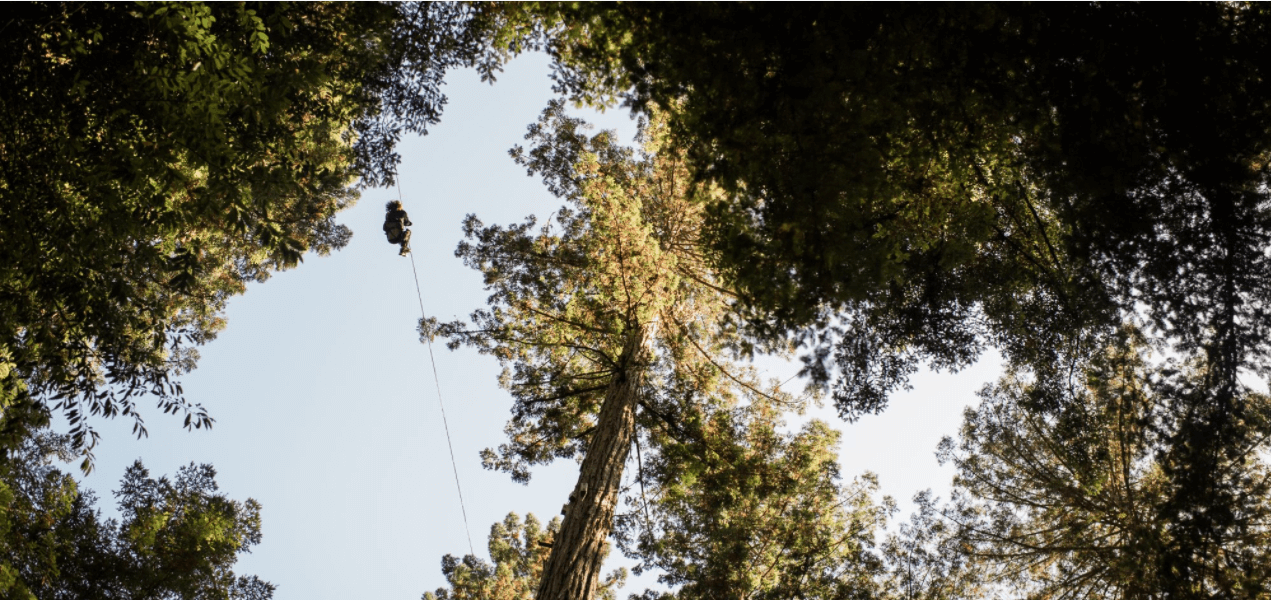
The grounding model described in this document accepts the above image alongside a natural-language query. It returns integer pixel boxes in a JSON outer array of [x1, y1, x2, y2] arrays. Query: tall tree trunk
[[537, 328, 649, 600]]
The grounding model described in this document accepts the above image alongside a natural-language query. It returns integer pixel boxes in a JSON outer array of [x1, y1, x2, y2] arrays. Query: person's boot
[[399, 243, 410, 256]]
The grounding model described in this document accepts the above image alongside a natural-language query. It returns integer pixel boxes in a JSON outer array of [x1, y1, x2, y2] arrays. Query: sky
[[64, 52, 1003, 599]]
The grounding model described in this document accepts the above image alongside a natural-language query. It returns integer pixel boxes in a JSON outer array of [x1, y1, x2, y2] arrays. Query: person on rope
[[383, 200, 413, 257]]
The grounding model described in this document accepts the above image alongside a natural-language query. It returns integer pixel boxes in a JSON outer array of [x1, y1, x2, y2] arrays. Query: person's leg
[[399, 229, 412, 256]]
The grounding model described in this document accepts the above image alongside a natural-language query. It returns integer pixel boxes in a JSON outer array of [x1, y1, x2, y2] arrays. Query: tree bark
[[536, 328, 649, 600]]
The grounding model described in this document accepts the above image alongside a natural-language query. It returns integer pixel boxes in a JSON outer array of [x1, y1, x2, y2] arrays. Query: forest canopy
[[0, 1, 514, 461], [436, 3, 1271, 598], [7, 2, 1271, 599]]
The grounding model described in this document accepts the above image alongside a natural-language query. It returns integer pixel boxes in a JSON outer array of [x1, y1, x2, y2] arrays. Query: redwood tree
[[432, 104, 791, 599]]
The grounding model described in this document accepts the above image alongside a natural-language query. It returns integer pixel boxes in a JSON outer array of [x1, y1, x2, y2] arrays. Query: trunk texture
[[536, 329, 649, 600]]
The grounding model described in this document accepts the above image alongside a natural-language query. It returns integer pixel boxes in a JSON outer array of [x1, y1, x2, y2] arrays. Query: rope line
[[398, 181, 475, 556]]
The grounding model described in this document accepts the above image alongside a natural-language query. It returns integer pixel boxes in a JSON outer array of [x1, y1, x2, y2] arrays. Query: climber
[[383, 200, 413, 257]]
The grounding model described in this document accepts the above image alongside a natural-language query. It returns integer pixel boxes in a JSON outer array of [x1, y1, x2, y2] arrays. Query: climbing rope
[[398, 182, 476, 556]]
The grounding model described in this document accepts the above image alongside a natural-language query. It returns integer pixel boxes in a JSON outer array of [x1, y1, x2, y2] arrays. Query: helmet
[[385, 200, 403, 211]]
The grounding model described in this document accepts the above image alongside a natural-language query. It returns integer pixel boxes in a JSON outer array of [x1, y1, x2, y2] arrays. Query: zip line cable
[[397, 181, 476, 556]]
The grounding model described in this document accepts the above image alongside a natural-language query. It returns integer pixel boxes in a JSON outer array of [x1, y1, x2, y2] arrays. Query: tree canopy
[[432, 103, 756, 598], [503, 3, 1103, 412], [15, 3, 1271, 598], [455, 7, 1271, 594], [0, 432, 271, 600], [619, 402, 888, 600], [944, 329, 1271, 598], [0, 1, 512, 462], [430, 102, 904, 597], [491, 3, 1271, 423], [0, 3, 537, 597]]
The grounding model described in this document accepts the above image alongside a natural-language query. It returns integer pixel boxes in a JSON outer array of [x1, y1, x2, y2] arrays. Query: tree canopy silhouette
[[491, 3, 1271, 422]]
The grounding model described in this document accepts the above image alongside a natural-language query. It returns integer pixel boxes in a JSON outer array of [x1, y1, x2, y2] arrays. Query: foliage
[[352, 2, 534, 187], [879, 492, 987, 600], [466, 8, 1271, 596], [480, 3, 1116, 419], [422, 512, 624, 600], [431, 102, 766, 484], [0, 432, 270, 599], [480, 4, 1271, 427], [0, 2, 516, 462], [432, 103, 924, 598], [620, 399, 887, 600], [943, 331, 1271, 598]]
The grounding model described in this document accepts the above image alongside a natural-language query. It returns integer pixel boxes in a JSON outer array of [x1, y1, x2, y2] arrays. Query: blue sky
[[66, 52, 1002, 599]]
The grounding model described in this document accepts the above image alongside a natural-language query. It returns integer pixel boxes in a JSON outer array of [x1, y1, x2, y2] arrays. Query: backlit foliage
[[944, 330, 1271, 598]]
